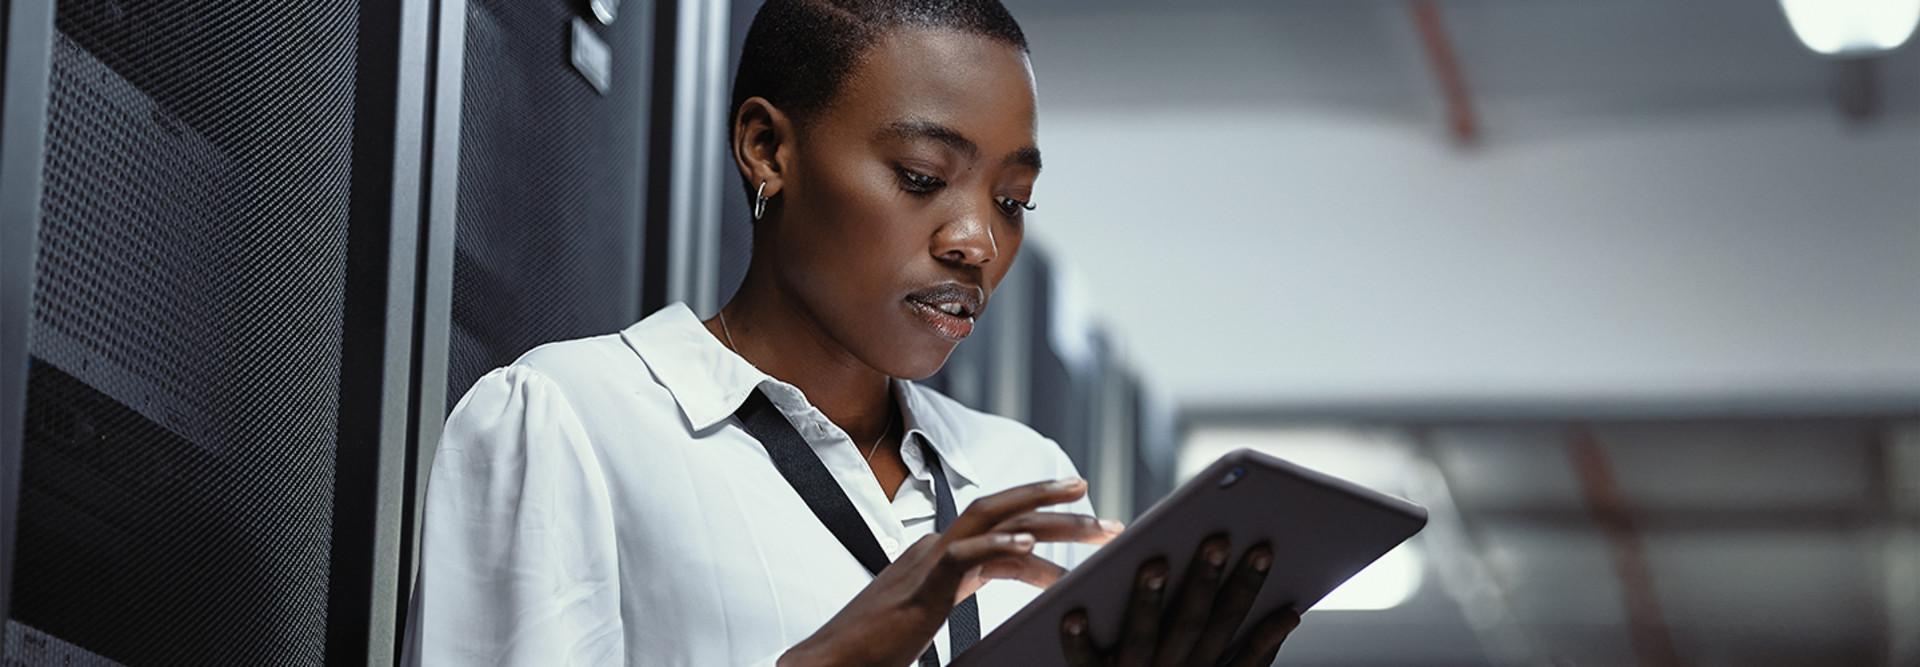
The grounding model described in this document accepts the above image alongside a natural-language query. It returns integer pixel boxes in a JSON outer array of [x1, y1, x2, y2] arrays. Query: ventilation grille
[[445, 0, 648, 411], [11, 0, 359, 663]]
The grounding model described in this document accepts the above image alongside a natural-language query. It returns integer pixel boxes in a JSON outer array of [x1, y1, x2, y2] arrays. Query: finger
[[1114, 558, 1170, 667], [1059, 610, 1103, 667], [974, 552, 1070, 590], [944, 532, 1038, 569], [1152, 535, 1231, 667], [948, 478, 1088, 538], [1221, 609, 1300, 667], [1189, 543, 1274, 665], [991, 512, 1125, 546], [923, 532, 1040, 606], [1254, 642, 1284, 667]]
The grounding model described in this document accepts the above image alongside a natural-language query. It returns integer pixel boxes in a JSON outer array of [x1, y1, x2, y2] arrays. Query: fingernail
[[1064, 617, 1086, 635], [1147, 572, 1166, 591], [1099, 519, 1124, 533], [1252, 551, 1273, 573], [1048, 477, 1086, 492], [1012, 532, 1036, 548]]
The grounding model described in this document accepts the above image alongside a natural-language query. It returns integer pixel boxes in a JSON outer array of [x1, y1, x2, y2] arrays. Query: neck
[[706, 267, 895, 445]]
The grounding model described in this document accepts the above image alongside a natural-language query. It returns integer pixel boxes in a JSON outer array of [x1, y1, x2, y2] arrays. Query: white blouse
[[403, 303, 1097, 666]]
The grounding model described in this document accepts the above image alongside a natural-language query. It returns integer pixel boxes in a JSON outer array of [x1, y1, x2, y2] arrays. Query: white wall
[[1008, 4, 1920, 410]]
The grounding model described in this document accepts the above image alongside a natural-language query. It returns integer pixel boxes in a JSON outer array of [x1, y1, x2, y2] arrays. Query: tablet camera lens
[[1219, 466, 1246, 488]]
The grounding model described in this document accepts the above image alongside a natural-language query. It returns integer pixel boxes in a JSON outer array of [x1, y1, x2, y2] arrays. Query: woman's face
[[768, 27, 1040, 380]]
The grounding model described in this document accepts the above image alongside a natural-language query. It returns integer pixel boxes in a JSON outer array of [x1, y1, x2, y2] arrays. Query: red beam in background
[[1409, 0, 1479, 145], [1568, 428, 1683, 667]]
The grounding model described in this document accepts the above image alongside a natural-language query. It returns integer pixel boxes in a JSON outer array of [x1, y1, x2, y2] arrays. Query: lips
[[905, 283, 984, 342]]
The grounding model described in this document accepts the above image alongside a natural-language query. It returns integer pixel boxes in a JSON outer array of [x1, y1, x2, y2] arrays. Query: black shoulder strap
[[736, 389, 892, 574], [921, 440, 980, 656], [734, 387, 981, 665]]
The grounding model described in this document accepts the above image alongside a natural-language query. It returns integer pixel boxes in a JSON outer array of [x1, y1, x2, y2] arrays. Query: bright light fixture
[[1178, 426, 1412, 492], [1779, 0, 1920, 55], [1178, 426, 1423, 611], [1316, 542, 1424, 611]]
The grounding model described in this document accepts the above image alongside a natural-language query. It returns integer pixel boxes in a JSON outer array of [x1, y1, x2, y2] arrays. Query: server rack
[[0, 0, 435, 664], [0, 0, 1174, 662], [400, 0, 690, 658]]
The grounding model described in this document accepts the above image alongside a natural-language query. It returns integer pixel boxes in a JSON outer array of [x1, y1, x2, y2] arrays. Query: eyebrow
[[1006, 146, 1043, 171], [879, 120, 1043, 171]]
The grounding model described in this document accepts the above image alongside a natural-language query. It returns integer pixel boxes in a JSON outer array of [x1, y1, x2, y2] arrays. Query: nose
[[932, 210, 998, 267]]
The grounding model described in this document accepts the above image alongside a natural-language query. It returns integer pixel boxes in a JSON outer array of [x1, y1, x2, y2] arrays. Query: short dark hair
[[729, 0, 1029, 146]]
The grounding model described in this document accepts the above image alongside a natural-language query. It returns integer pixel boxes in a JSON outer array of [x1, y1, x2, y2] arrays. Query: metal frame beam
[[1467, 506, 1886, 533], [661, 0, 730, 316], [1568, 428, 1682, 667], [1881, 424, 1920, 666], [0, 0, 55, 644], [392, 0, 468, 659], [1410, 0, 1478, 145], [327, 0, 435, 664], [1185, 398, 1920, 427]]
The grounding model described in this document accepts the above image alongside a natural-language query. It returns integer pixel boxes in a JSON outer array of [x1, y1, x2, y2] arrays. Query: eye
[[996, 196, 1037, 216], [895, 167, 945, 194]]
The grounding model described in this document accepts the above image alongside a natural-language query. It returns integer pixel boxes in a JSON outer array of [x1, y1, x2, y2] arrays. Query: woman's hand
[[779, 478, 1122, 667], [1059, 535, 1301, 667]]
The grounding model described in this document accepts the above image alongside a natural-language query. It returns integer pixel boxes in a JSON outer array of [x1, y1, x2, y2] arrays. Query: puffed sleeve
[[403, 365, 624, 666]]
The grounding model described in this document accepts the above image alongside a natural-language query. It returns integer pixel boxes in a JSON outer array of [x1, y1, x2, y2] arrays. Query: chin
[[884, 341, 960, 382]]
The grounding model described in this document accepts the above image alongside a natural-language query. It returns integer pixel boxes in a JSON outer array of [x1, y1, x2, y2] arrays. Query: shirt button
[[879, 537, 900, 557]]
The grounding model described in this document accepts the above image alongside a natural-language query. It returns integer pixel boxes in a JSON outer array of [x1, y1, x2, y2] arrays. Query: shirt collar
[[898, 380, 980, 487], [625, 303, 984, 486], [623, 302, 768, 431]]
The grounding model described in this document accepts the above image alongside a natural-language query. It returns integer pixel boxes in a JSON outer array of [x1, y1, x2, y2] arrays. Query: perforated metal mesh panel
[[446, 0, 648, 410], [4, 621, 125, 667], [9, 0, 358, 663]]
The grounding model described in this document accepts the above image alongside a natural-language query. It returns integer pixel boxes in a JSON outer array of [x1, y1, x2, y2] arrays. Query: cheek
[[781, 164, 921, 293], [818, 174, 920, 261], [826, 171, 905, 239]]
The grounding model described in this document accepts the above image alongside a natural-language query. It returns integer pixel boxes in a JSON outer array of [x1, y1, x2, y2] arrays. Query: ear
[[732, 96, 794, 202]]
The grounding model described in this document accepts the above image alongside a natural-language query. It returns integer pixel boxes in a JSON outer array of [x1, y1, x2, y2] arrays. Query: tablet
[[951, 448, 1428, 666]]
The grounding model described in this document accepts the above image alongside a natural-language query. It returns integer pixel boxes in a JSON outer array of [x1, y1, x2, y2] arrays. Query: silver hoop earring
[[753, 181, 769, 221]]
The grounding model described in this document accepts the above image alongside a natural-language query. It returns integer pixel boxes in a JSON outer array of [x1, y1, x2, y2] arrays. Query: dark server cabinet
[[1133, 381, 1179, 518], [395, 0, 657, 653], [1024, 253, 1095, 472], [0, 0, 432, 664], [434, 0, 654, 414]]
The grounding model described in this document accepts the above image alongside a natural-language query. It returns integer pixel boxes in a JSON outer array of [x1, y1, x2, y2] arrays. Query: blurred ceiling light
[[1180, 426, 1424, 611], [1179, 426, 1414, 492], [1317, 542, 1424, 611], [1779, 0, 1920, 55]]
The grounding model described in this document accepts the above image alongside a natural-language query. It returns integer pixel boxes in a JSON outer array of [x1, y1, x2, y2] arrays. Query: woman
[[405, 1, 1299, 665]]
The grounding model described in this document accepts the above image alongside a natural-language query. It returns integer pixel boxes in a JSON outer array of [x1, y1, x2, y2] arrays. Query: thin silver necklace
[[718, 308, 740, 354], [719, 308, 893, 462], [864, 409, 895, 462]]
